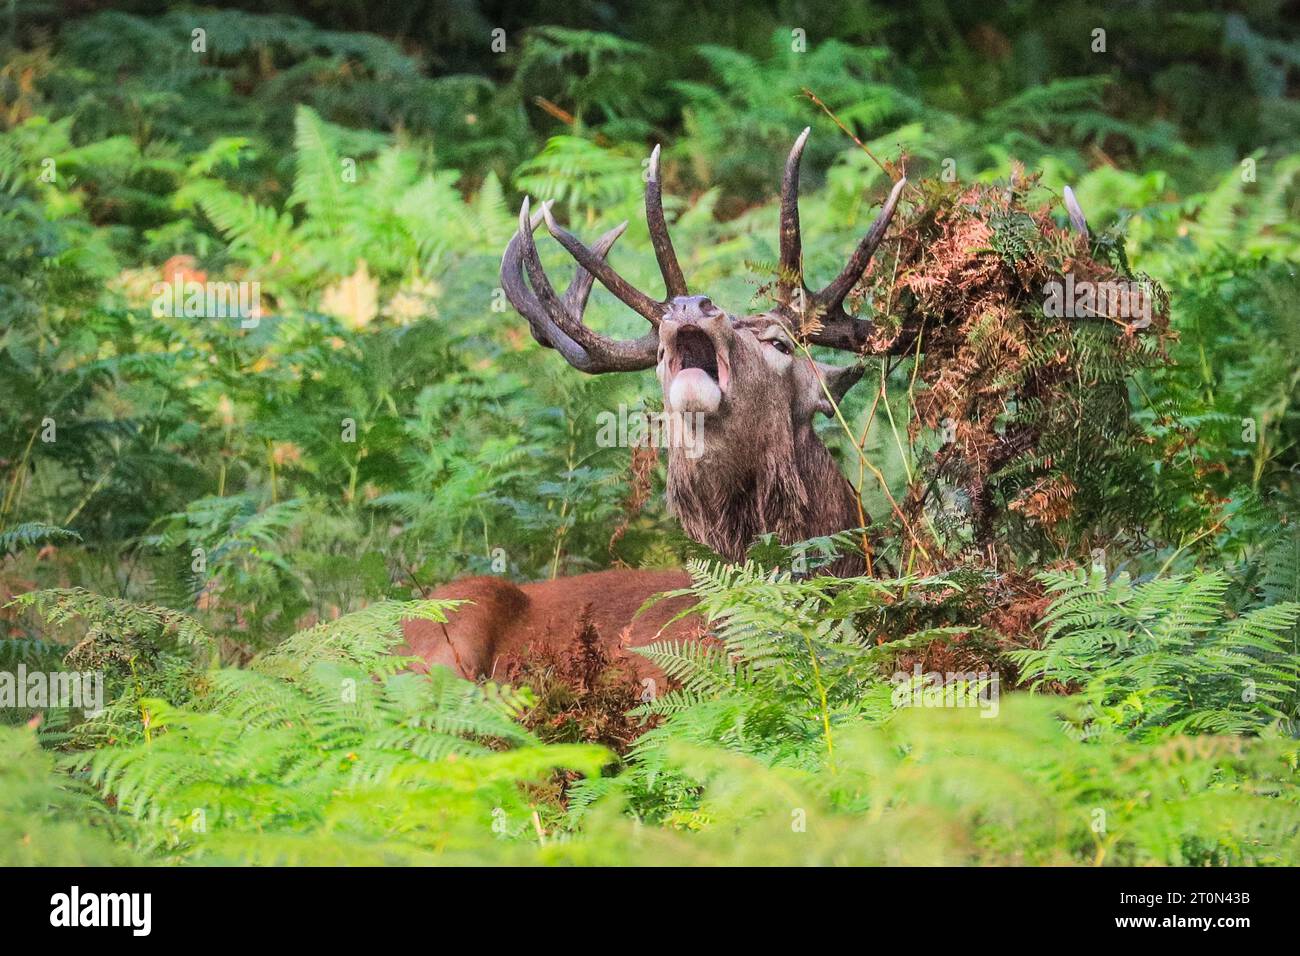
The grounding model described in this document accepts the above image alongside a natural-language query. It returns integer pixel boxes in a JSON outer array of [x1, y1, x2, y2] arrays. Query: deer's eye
[[765, 338, 792, 355]]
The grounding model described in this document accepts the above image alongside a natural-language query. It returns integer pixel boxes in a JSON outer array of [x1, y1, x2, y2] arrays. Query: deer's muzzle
[[660, 310, 731, 415]]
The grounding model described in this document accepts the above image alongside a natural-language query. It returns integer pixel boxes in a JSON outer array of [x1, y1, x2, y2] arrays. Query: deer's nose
[[665, 295, 725, 327]]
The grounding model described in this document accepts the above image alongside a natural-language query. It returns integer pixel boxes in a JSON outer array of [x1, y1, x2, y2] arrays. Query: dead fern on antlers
[[855, 166, 1171, 567]]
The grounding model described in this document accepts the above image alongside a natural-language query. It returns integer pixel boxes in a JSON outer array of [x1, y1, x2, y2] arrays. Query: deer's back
[[401, 568, 700, 681]]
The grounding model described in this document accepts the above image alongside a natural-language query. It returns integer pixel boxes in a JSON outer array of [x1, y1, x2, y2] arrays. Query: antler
[[502, 132, 907, 363], [774, 128, 907, 353], [499, 146, 691, 374]]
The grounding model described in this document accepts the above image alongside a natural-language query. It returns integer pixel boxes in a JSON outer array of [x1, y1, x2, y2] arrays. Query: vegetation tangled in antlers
[[834, 167, 1173, 572]]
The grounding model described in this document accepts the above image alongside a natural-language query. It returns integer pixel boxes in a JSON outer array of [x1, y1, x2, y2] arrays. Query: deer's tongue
[[669, 367, 722, 414]]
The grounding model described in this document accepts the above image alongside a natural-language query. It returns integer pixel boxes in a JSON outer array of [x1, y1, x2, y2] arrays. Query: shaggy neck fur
[[666, 422, 865, 577]]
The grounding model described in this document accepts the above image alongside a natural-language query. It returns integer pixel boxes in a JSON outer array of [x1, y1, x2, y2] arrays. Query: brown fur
[[400, 569, 702, 681], [668, 415, 864, 576], [659, 301, 867, 576]]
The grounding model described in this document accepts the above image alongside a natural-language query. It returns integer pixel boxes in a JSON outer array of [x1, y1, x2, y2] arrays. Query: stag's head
[[502, 130, 906, 455], [500, 130, 908, 564]]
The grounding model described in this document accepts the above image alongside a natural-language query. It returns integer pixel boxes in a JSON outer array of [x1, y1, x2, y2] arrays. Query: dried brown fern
[[853, 167, 1172, 568]]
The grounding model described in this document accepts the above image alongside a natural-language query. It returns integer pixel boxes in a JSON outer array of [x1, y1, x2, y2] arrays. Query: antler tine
[[562, 220, 627, 317], [517, 198, 629, 323], [1063, 186, 1089, 238], [646, 144, 688, 298], [771, 129, 910, 353], [500, 198, 657, 374], [502, 199, 596, 363], [517, 199, 578, 326], [776, 126, 811, 309], [816, 176, 906, 313], [501, 200, 557, 346], [541, 205, 666, 324]]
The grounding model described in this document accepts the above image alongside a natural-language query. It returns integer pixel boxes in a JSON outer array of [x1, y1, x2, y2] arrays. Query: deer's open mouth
[[667, 326, 727, 413], [674, 327, 719, 382]]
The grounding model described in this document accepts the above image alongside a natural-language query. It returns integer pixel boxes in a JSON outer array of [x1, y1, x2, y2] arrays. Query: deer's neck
[[666, 425, 865, 576]]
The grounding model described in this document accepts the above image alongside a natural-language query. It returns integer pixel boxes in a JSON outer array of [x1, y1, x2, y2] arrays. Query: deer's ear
[[811, 362, 864, 417]]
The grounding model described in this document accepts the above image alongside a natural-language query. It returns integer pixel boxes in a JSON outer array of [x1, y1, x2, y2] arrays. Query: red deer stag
[[402, 130, 909, 679]]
